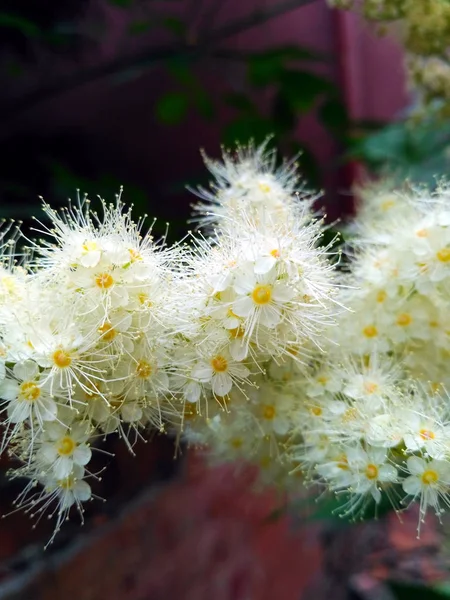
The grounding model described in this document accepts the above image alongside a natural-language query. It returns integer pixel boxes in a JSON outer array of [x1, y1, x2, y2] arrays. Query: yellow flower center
[[229, 326, 245, 339], [365, 464, 379, 480], [270, 248, 280, 258], [376, 290, 387, 303], [416, 228, 428, 238], [421, 469, 438, 485], [396, 313, 412, 327], [98, 322, 117, 341], [57, 476, 76, 490], [317, 376, 328, 385], [437, 248, 450, 263], [136, 360, 152, 379], [230, 437, 243, 449], [138, 292, 152, 307], [419, 428, 435, 441], [57, 436, 76, 456], [128, 248, 142, 262], [310, 406, 322, 416], [210, 355, 228, 373], [19, 381, 41, 402], [363, 325, 378, 338], [52, 349, 72, 369], [380, 199, 395, 211], [95, 272, 114, 289], [342, 407, 358, 422], [259, 183, 271, 193], [82, 240, 100, 253], [262, 404, 276, 420], [364, 381, 378, 394], [337, 455, 349, 470], [251, 284, 272, 305]]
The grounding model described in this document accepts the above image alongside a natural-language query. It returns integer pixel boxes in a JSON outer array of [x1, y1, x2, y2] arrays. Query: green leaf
[[222, 116, 276, 146], [319, 97, 349, 139], [167, 58, 197, 87], [0, 12, 41, 37], [272, 91, 297, 133], [192, 87, 215, 120], [248, 46, 323, 86], [107, 0, 133, 7], [128, 20, 153, 35], [390, 583, 450, 600], [279, 70, 334, 112], [162, 17, 186, 38], [166, 60, 215, 120], [289, 142, 320, 187], [224, 92, 256, 113], [155, 92, 189, 124]]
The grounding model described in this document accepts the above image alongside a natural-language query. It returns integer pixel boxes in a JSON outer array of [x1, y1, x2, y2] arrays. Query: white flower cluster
[[0, 195, 182, 542], [295, 180, 450, 533], [3, 143, 450, 542]]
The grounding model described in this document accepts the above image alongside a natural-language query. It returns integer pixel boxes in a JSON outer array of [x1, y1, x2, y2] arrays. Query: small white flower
[[402, 456, 450, 524], [233, 265, 295, 330], [191, 349, 250, 396], [37, 421, 92, 479]]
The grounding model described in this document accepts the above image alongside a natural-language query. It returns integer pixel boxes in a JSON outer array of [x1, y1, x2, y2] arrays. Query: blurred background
[[1, 1, 450, 599]]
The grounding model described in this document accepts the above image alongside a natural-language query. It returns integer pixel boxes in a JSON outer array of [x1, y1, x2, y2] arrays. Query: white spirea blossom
[[4, 144, 450, 543]]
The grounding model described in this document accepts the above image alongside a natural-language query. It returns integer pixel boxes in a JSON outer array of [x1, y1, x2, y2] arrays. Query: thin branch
[[0, 0, 318, 120]]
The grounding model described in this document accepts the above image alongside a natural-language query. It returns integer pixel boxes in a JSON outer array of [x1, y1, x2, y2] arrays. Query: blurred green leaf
[[390, 583, 450, 600], [0, 12, 41, 37], [272, 91, 297, 133], [223, 116, 276, 146], [107, 0, 133, 7], [162, 17, 186, 38], [319, 96, 349, 139], [349, 118, 450, 184], [166, 59, 215, 120], [248, 46, 323, 86], [167, 58, 197, 87], [280, 70, 333, 112], [290, 142, 320, 187], [191, 87, 215, 120], [155, 92, 189, 124], [224, 92, 256, 113], [128, 19, 153, 35]]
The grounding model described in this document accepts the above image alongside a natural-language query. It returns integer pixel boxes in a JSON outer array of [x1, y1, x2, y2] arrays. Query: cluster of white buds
[[3, 142, 450, 542]]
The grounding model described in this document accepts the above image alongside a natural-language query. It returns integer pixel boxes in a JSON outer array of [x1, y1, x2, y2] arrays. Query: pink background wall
[[0, 1, 409, 221]]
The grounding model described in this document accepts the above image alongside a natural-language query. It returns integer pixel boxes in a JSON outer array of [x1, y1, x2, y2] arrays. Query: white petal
[[7, 401, 30, 423], [229, 339, 248, 361], [74, 480, 92, 502], [54, 457, 73, 480], [229, 363, 250, 379], [272, 284, 295, 303], [38, 444, 58, 463], [13, 360, 39, 381], [234, 272, 256, 295], [122, 403, 143, 422], [0, 379, 20, 401], [232, 296, 254, 318], [378, 464, 398, 482], [184, 381, 201, 403], [191, 364, 213, 382], [371, 486, 382, 503], [254, 256, 277, 275], [402, 475, 421, 496], [259, 305, 281, 328], [38, 397, 58, 422], [406, 456, 426, 475], [212, 373, 232, 396], [73, 444, 92, 466]]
